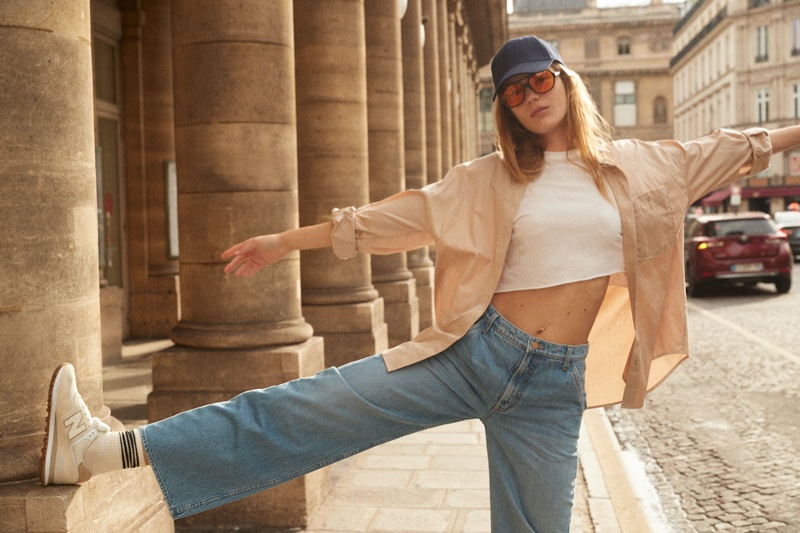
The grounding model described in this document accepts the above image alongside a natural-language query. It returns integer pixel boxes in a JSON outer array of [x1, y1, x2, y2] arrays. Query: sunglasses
[[499, 70, 561, 108]]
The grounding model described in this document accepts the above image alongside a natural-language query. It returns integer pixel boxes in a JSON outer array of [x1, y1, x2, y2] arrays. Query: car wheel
[[775, 277, 791, 294], [685, 265, 706, 297]]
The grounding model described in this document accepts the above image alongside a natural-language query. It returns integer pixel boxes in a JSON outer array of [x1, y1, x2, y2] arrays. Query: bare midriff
[[490, 275, 611, 346]]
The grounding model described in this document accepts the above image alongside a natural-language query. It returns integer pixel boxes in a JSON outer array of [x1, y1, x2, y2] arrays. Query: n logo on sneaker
[[64, 411, 86, 439]]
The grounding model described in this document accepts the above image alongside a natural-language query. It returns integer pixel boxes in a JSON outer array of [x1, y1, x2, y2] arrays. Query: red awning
[[700, 188, 731, 206], [700, 185, 800, 206], [743, 185, 800, 199]]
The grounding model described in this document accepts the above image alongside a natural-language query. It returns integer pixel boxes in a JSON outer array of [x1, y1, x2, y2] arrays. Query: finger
[[235, 262, 258, 278], [221, 244, 241, 259], [239, 257, 269, 277], [223, 254, 248, 274]]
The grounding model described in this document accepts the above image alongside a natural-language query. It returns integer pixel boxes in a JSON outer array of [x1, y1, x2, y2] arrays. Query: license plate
[[731, 263, 763, 272]]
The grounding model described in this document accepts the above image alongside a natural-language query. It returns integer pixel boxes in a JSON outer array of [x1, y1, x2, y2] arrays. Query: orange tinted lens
[[530, 71, 555, 93], [501, 83, 525, 107]]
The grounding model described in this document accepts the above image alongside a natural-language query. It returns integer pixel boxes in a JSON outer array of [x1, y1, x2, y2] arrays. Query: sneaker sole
[[39, 363, 71, 486]]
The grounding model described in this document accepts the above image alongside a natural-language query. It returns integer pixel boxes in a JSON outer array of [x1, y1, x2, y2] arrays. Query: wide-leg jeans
[[140, 304, 588, 532]]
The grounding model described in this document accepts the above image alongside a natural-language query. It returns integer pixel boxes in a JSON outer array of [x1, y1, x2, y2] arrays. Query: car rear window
[[708, 218, 775, 237]]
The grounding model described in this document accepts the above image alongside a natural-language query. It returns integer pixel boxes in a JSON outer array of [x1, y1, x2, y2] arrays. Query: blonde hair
[[494, 64, 613, 198]]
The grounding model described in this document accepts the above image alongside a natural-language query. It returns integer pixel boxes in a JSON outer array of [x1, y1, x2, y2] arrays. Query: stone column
[[454, 29, 465, 163], [462, 41, 474, 161], [149, 1, 327, 528], [365, 0, 420, 348], [449, 8, 463, 165], [295, 0, 388, 366], [0, 1, 171, 530], [466, 41, 478, 160], [423, 0, 442, 186], [437, 0, 454, 177], [402, 0, 436, 329], [119, 1, 150, 348], [128, 0, 180, 339], [422, 0, 442, 266]]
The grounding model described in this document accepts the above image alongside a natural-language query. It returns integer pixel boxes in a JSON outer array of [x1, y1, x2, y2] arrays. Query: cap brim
[[492, 59, 558, 100]]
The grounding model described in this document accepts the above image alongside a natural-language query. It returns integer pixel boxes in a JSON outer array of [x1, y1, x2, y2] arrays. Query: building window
[[792, 19, 800, 56], [617, 37, 631, 56], [756, 89, 770, 123], [92, 34, 124, 287], [614, 81, 636, 127], [93, 39, 117, 104], [793, 84, 800, 119], [588, 81, 602, 114], [654, 97, 668, 124], [479, 87, 493, 133], [756, 26, 768, 62], [584, 36, 600, 60], [723, 35, 729, 71]]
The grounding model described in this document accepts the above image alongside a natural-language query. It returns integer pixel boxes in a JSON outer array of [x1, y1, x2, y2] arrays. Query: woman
[[40, 36, 800, 532]]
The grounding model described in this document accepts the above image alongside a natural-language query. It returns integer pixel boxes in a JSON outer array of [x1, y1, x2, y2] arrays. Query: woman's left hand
[[221, 234, 289, 278]]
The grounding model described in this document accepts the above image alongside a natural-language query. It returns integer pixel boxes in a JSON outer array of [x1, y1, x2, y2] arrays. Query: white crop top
[[494, 150, 624, 292]]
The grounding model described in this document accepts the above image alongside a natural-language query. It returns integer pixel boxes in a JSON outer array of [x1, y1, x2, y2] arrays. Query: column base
[[302, 298, 388, 367], [410, 266, 435, 330], [0, 469, 173, 533], [175, 469, 328, 530], [374, 278, 419, 348], [147, 337, 328, 529], [170, 318, 314, 350]]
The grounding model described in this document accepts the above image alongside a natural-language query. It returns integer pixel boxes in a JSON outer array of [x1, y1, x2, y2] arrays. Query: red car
[[684, 212, 793, 296]]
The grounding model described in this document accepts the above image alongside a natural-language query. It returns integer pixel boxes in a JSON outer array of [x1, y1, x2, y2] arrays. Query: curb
[[579, 408, 654, 533]]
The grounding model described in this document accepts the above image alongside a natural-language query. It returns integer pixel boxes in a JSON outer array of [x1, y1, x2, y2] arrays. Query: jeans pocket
[[569, 359, 587, 411]]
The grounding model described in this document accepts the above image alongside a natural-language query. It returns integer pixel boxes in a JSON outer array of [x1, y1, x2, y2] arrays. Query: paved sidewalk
[[304, 419, 583, 533], [301, 410, 653, 533], [104, 345, 657, 533]]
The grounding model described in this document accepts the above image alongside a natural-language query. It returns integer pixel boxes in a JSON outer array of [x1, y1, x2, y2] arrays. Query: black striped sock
[[119, 430, 141, 469]]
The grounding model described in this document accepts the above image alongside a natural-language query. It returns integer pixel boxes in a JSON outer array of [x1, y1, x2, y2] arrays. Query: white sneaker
[[40, 363, 110, 485]]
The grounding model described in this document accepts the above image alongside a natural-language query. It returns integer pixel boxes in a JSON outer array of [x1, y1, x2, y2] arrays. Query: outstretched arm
[[221, 222, 333, 278], [768, 125, 800, 154]]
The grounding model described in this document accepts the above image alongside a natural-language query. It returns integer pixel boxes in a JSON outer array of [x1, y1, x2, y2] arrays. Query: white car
[[774, 210, 800, 226]]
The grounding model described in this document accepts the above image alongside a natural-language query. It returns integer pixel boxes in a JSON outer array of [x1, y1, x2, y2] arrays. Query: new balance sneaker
[[40, 363, 110, 485]]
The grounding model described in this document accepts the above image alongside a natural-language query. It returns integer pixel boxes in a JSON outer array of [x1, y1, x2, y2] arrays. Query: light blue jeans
[[140, 304, 588, 532]]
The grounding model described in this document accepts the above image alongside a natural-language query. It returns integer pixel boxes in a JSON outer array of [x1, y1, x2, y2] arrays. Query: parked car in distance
[[778, 223, 800, 259], [774, 210, 800, 226], [684, 212, 793, 296]]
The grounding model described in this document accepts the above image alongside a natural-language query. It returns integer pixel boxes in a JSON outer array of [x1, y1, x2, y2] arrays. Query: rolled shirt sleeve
[[328, 165, 472, 260], [665, 128, 772, 204], [330, 206, 358, 259], [739, 127, 772, 176], [329, 187, 442, 260]]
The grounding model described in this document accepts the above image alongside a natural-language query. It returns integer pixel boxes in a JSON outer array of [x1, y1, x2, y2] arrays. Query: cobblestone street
[[607, 264, 800, 532]]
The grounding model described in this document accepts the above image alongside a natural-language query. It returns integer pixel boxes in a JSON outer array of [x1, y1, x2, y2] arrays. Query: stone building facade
[[0, 0, 506, 531], [478, 0, 680, 156], [672, 0, 800, 212]]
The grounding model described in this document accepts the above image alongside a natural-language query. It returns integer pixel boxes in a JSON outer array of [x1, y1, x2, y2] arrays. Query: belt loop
[[562, 347, 573, 371], [482, 308, 499, 334]]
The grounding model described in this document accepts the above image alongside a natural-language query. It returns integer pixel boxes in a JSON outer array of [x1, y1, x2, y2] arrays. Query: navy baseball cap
[[491, 36, 565, 100]]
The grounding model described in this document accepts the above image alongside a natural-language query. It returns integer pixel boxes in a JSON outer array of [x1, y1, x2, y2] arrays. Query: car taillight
[[697, 241, 724, 250]]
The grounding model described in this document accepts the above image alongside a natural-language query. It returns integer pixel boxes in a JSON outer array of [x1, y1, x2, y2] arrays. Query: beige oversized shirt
[[330, 128, 772, 408]]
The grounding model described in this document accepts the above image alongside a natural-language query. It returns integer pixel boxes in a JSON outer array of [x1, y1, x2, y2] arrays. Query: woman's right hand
[[221, 234, 289, 278]]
